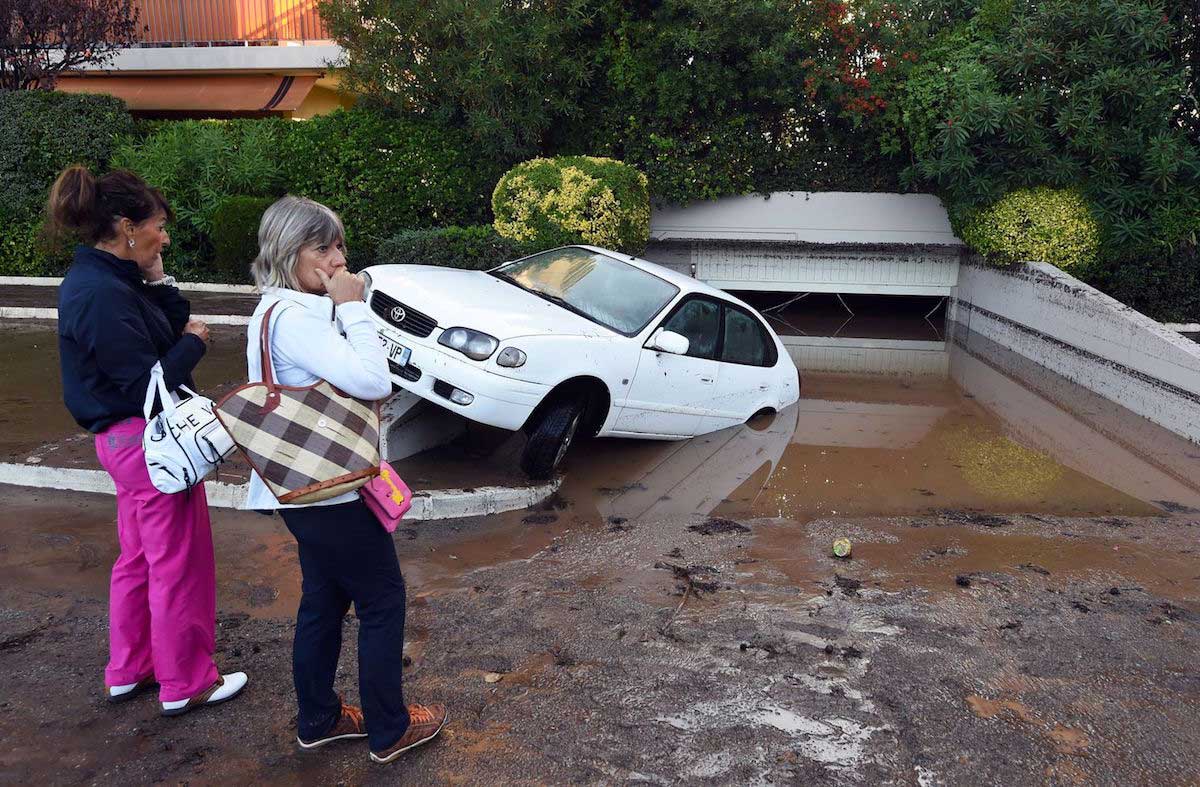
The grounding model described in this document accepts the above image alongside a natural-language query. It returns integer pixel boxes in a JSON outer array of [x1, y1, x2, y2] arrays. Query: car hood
[[366, 264, 615, 340]]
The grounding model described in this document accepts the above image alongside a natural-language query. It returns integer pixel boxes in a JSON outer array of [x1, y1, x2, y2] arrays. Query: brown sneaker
[[369, 703, 447, 764], [298, 698, 368, 749]]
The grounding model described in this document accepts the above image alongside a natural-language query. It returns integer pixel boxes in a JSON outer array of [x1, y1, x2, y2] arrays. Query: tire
[[520, 398, 584, 479]]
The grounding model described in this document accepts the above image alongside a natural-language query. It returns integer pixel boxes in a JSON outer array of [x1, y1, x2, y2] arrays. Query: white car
[[361, 245, 801, 478]]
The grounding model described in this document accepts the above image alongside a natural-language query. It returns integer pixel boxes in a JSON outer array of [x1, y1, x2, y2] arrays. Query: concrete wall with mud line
[[949, 260, 1200, 444]]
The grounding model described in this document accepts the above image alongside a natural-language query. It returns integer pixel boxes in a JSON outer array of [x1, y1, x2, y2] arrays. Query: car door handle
[[700, 377, 715, 384]]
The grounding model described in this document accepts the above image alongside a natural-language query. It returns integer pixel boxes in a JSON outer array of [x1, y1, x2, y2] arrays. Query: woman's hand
[[317, 268, 365, 305], [141, 253, 165, 283], [184, 319, 210, 344]]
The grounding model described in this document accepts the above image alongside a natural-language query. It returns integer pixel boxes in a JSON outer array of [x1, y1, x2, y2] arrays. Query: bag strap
[[142, 362, 175, 420], [259, 301, 282, 391]]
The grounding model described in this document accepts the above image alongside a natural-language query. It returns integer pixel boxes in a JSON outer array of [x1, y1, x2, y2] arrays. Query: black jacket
[[57, 246, 206, 434]]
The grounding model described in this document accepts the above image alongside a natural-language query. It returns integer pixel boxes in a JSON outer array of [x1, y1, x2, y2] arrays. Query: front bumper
[[376, 322, 549, 432]]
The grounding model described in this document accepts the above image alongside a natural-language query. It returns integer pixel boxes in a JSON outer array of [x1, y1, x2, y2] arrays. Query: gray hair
[[251, 196, 345, 290]]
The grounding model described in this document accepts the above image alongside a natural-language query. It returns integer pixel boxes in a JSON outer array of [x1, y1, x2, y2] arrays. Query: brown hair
[[46, 166, 173, 245]]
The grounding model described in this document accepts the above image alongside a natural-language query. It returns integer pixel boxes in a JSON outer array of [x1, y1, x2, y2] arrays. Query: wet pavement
[[1, 295, 1199, 783]]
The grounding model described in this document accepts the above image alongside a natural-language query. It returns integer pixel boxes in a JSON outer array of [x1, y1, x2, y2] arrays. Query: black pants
[[280, 498, 410, 751]]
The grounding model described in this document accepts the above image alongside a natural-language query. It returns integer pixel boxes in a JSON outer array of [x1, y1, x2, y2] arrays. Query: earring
[[128, 238, 135, 248]]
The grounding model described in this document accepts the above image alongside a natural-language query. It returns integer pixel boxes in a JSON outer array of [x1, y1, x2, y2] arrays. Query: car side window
[[722, 307, 774, 367], [661, 298, 720, 360]]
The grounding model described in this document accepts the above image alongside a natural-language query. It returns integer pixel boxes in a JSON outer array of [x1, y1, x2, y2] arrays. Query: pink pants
[[95, 417, 219, 702]]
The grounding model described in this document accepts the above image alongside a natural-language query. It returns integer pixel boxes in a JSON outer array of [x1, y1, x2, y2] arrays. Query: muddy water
[[0, 322, 248, 465]]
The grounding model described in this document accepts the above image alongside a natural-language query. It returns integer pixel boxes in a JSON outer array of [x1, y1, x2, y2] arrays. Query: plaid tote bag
[[215, 302, 381, 505]]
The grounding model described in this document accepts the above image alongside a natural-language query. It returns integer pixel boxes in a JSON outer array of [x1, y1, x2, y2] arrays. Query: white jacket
[[242, 286, 390, 510]]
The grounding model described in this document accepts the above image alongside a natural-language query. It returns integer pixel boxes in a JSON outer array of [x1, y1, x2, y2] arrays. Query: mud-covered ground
[[1, 482, 1197, 785]]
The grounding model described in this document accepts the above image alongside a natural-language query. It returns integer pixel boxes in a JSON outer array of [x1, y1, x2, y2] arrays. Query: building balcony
[[131, 0, 331, 47]]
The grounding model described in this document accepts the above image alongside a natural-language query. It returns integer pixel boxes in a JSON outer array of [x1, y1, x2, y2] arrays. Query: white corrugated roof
[[650, 192, 963, 246]]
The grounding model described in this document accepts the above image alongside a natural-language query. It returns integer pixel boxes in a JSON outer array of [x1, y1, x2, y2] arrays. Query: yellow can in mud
[[832, 538, 852, 558]]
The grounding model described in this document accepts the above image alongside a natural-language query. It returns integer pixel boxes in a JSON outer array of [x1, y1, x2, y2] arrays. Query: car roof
[[569, 245, 757, 311]]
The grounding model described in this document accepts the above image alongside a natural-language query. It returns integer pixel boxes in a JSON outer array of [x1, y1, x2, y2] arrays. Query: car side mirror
[[649, 329, 690, 356]]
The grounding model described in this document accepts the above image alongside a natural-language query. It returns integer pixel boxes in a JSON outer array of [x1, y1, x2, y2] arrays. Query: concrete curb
[[0, 276, 257, 294], [0, 462, 559, 520], [0, 306, 249, 325]]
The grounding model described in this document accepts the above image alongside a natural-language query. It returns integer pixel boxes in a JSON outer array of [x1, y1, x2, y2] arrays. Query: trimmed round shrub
[[376, 226, 536, 270], [959, 187, 1101, 270], [492, 156, 650, 254], [211, 195, 274, 283]]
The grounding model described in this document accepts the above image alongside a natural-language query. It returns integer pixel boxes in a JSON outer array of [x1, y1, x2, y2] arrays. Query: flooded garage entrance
[[397, 293, 1200, 528]]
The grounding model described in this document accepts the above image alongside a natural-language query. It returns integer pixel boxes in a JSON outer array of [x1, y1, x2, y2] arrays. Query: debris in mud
[[832, 538, 852, 559], [923, 545, 967, 560], [937, 510, 1010, 528], [1099, 517, 1133, 528], [1071, 602, 1090, 613], [1153, 500, 1200, 514], [825, 643, 864, 659], [666, 547, 683, 558], [1018, 563, 1051, 576], [998, 620, 1022, 630], [0, 626, 44, 651], [834, 574, 862, 596], [522, 513, 558, 526], [484, 673, 503, 684], [688, 517, 750, 536], [955, 574, 973, 587], [654, 562, 720, 635]]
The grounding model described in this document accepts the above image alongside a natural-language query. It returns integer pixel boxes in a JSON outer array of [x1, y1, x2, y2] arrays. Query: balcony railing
[[132, 0, 331, 46]]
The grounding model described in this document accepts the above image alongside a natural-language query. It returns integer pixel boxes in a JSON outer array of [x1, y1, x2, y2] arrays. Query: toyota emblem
[[390, 305, 407, 323]]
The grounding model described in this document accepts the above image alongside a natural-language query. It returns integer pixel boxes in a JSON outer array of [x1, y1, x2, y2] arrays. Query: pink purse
[[360, 461, 412, 532]]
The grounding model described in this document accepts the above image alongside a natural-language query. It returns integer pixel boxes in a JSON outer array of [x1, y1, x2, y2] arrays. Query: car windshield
[[492, 248, 680, 335]]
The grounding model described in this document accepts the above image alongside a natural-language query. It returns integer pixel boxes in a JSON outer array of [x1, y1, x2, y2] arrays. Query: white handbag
[[141, 362, 236, 493]]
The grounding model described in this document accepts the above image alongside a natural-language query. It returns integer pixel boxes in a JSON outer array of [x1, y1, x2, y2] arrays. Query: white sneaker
[[106, 675, 156, 703], [161, 672, 248, 717]]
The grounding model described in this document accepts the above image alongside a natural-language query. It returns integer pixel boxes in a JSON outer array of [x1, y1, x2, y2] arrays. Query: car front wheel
[[520, 398, 584, 479]]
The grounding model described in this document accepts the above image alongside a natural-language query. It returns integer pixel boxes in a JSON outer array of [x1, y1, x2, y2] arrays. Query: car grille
[[388, 359, 422, 382], [371, 291, 437, 338]]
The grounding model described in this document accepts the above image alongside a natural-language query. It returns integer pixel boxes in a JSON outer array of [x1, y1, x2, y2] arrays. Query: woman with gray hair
[[245, 196, 446, 763]]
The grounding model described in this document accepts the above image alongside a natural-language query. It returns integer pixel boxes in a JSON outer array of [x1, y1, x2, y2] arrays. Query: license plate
[[378, 326, 412, 368]]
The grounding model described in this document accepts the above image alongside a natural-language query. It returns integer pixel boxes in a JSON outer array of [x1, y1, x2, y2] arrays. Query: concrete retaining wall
[[949, 260, 1200, 443]]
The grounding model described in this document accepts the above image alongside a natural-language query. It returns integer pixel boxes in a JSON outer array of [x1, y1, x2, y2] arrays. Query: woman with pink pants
[[49, 166, 246, 715]]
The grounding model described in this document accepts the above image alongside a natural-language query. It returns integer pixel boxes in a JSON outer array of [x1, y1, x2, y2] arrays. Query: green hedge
[[0, 91, 134, 222], [0, 92, 134, 275], [492, 156, 649, 254], [211, 195, 274, 283], [959, 187, 1101, 270], [279, 108, 504, 267], [375, 226, 537, 270]]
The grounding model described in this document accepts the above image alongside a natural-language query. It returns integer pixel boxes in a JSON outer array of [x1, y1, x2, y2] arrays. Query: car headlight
[[496, 347, 527, 368], [438, 327, 499, 361]]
